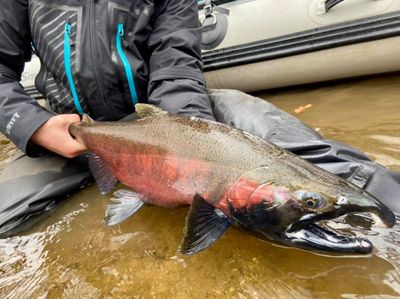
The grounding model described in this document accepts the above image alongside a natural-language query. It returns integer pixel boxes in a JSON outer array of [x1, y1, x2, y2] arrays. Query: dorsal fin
[[135, 104, 167, 119]]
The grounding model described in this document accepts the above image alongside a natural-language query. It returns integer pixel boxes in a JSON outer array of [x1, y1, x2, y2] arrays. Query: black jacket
[[0, 0, 214, 154]]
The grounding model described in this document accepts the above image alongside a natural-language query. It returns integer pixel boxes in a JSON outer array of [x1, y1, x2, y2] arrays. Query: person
[[0, 0, 215, 158], [0, 0, 216, 235], [0, 0, 399, 236]]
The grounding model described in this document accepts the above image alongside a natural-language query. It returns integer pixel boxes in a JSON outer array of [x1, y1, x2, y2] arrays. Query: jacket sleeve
[[147, 0, 215, 121], [0, 0, 53, 155]]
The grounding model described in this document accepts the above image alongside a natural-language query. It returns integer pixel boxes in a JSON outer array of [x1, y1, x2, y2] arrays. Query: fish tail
[[81, 113, 94, 123], [68, 123, 82, 139]]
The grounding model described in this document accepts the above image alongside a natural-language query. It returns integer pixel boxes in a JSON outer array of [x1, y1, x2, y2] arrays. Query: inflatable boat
[[199, 0, 400, 92], [21, 0, 400, 96]]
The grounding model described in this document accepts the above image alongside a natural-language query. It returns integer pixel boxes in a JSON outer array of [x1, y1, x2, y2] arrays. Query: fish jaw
[[228, 202, 375, 255], [225, 171, 396, 255], [271, 224, 373, 255]]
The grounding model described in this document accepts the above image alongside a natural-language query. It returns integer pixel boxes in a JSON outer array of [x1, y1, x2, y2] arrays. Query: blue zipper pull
[[116, 23, 138, 106], [64, 22, 84, 115], [65, 22, 71, 36], [118, 23, 124, 37]]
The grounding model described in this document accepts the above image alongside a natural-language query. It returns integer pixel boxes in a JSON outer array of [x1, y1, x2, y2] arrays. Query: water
[[1, 74, 400, 298]]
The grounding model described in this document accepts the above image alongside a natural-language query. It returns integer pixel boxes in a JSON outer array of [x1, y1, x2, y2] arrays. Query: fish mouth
[[279, 223, 373, 255], [262, 191, 395, 255], [252, 217, 374, 255]]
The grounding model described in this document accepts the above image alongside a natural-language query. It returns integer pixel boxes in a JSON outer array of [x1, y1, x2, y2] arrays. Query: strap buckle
[[199, 0, 229, 25]]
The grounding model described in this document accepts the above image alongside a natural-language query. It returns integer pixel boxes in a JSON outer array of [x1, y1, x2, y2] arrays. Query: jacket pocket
[[29, 1, 86, 114], [115, 22, 138, 106], [109, 1, 154, 106]]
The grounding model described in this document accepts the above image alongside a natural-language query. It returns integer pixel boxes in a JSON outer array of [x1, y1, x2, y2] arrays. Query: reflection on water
[[0, 138, 18, 173], [260, 74, 400, 173], [1, 74, 400, 298]]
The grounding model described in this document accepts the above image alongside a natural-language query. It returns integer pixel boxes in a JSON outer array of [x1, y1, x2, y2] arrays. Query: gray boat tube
[[202, 11, 400, 72], [0, 152, 91, 237]]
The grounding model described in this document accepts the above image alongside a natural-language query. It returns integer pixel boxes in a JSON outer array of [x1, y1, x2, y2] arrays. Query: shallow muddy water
[[1, 74, 400, 298]]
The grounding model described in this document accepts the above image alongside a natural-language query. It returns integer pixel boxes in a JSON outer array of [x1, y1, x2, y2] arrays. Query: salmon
[[69, 104, 395, 255]]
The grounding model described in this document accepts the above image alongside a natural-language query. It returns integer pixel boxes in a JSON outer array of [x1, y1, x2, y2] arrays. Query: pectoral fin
[[87, 153, 119, 194], [105, 189, 144, 226], [180, 194, 231, 255]]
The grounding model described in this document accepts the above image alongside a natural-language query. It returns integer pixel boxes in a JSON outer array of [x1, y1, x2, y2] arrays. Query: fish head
[[226, 165, 395, 255]]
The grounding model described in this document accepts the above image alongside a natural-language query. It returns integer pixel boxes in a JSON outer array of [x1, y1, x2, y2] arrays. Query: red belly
[[107, 152, 222, 208]]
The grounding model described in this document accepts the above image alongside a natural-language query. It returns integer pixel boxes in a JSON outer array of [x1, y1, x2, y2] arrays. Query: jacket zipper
[[116, 23, 138, 106], [89, 0, 113, 118], [64, 22, 84, 115]]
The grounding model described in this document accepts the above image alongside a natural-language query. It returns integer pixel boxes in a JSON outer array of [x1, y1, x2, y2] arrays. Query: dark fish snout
[[339, 191, 396, 228]]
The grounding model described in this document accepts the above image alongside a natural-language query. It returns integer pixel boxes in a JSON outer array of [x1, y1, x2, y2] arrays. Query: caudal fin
[[81, 113, 94, 123]]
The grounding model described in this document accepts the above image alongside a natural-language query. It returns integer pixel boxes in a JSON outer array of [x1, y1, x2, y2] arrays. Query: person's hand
[[30, 114, 87, 158]]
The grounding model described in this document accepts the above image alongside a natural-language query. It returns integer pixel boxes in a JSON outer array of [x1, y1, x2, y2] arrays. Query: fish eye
[[304, 197, 320, 208], [295, 190, 324, 209]]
